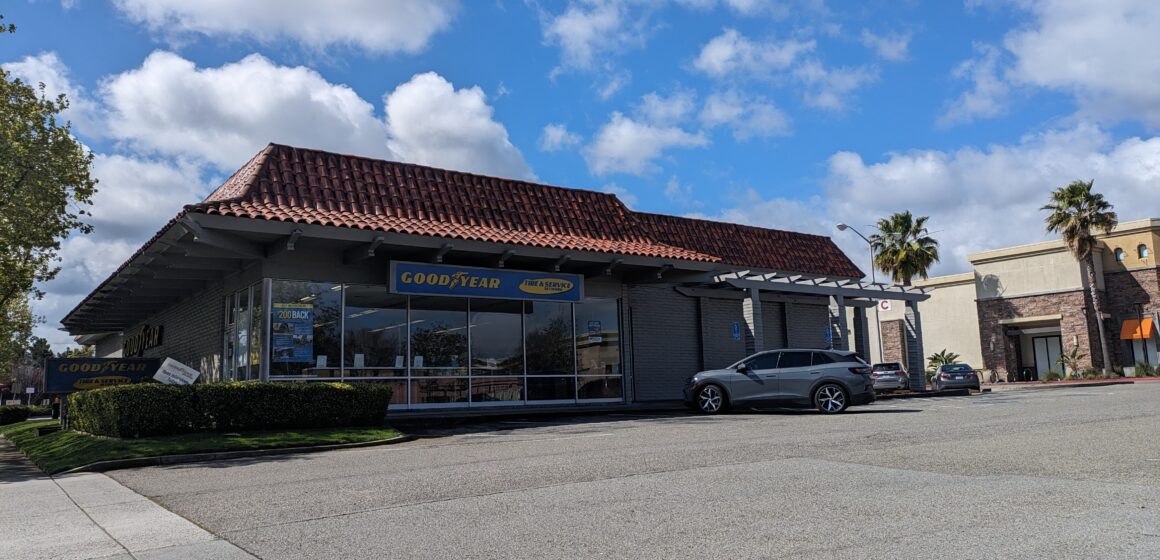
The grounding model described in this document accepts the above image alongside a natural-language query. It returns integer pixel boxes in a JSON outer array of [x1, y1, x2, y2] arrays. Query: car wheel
[[695, 384, 728, 414], [814, 384, 848, 414]]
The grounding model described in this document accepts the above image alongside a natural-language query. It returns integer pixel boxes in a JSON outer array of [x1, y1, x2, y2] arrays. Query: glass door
[[1033, 336, 1063, 377]]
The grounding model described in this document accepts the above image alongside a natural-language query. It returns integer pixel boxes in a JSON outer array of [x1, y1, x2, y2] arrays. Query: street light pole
[[837, 223, 885, 363]]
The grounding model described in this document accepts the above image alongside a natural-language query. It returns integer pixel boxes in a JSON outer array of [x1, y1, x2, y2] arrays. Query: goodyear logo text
[[399, 271, 502, 290], [391, 262, 582, 302]]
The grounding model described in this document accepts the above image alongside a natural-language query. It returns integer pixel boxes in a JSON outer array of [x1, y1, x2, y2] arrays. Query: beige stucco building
[[851, 218, 1159, 379]]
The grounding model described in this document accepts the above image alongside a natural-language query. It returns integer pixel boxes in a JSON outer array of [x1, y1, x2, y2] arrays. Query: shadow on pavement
[[0, 439, 46, 484]]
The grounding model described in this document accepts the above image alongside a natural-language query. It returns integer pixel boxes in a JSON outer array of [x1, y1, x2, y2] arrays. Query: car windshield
[[873, 363, 902, 371], [943, 364, 973, 373]]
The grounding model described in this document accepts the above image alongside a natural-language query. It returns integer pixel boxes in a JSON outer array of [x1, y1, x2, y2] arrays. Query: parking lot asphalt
[[110, 386, 1160, 559]]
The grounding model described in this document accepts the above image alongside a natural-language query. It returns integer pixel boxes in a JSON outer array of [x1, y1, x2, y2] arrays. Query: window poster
[[272, 303, 314, 362]]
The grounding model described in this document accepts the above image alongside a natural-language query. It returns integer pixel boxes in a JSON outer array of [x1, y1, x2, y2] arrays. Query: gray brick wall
[[628, 285, 700, 401], [700, 297, 747, 370], [786, 302, 830, 348], [127, 283, 225, 381]]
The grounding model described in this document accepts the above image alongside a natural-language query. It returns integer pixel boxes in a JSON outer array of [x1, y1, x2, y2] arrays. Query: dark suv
[[684, 349, 876, 414]]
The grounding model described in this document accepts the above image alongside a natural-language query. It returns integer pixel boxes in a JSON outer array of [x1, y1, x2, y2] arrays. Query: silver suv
[[684, 349, 876, 414]]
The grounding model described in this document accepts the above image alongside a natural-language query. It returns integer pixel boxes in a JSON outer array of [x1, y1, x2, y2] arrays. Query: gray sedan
[[931, 363, 981, 391], [684, 349, 876, 414]]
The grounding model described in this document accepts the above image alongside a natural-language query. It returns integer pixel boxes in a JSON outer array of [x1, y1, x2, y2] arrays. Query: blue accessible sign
[[390, 261, 584, 302], [44, 358, 162, 393]]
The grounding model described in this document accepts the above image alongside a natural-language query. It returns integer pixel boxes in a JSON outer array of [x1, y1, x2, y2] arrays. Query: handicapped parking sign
[[823, 327, 833, 345], [731, 321, 741, 341]]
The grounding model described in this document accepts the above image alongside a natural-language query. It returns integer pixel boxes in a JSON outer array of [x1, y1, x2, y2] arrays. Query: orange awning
[[1120, 317, 1154, 340]]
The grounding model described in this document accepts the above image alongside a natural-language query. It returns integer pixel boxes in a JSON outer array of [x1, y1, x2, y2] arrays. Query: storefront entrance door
[[1033, 336, 1064, 377]]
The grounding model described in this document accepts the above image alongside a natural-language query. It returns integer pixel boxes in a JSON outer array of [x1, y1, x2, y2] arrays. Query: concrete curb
[[874, 389, 973, 401], [987, 380, 1136, 392], [54, 434, 415, 476]]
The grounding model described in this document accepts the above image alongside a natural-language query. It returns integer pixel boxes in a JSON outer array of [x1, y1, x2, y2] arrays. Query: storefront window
[[409, 296, 468, 376], [269, 281, 342, 377], [343, 285, 407, 377], [575, 299, 622, 400], [470, 299, 524, 375], [252, 276, 624, 408], [235, 288, 250, 379], [525, 301, 574, 400], [249, 283, 262, 373]]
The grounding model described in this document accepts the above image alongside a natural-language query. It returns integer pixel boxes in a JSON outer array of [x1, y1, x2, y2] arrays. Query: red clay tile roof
[[636, 212, 864, 278], [188, 144, 715, 262]]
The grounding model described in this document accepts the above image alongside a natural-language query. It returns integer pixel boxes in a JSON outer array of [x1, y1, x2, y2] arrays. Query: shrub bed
[[1, 405, 37, 425], [68, 382, 392, 438]]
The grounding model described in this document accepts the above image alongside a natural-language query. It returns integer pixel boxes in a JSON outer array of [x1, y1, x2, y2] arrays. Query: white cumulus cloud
[[3, 52, 98, 131], [112, 0, 459, 54], [1001, 0, 1160, 127], [101, 51, 393, 169], [584, 112, 708, 176], [385, 72, 533, 180], [693, 28, 815, 79], [700, 90, 791, 139], [939, 43, 1010, 127], [539, 124, 582, 152], [859, 29, 911, 62]]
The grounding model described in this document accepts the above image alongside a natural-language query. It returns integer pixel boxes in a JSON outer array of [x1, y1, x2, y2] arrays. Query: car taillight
[[870, 372, 878, 378], [940, 373, 950, 379], [850, 366, 872, 374]]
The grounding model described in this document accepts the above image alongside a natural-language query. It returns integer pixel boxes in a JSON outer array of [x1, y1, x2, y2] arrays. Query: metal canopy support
[[433, 242, 453, 263], [496, 249, 516, 268], [343, 235, 385, 264], [604, 258, 623, 276], [553, 254, 572, 272], [833, 294, 848, 351], [743, 287, 763, 354], [178, 218, 265, 259]]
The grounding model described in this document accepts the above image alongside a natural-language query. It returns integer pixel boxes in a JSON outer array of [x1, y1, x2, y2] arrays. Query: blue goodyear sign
[[45, 358, 161, 393], [390, 261, 583, 302]]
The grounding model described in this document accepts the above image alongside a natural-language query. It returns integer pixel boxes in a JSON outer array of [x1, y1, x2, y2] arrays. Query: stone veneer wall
[[881, 319, 908, 369], [976, 289, 1103, 378], [1103, 267, 1160, 367]]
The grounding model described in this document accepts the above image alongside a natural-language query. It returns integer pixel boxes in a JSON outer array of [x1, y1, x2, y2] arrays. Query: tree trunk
[[1085, 256, 1113, 376]]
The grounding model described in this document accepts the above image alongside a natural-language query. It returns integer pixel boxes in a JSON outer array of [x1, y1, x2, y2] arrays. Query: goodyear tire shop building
[[63, 144, 929, 413]]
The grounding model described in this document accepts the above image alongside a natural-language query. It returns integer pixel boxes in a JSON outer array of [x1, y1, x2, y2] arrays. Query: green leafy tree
[[1, 297, 36, 372], [1042, 180, 1117, 376], [1, 15, 97, 369], [58, 345, 94, 359], [927, 349, 961, 369], [869, 211, 940, 286]]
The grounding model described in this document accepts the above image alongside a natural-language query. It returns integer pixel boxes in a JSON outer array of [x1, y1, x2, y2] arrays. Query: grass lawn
[[0, 419, 402, 475]]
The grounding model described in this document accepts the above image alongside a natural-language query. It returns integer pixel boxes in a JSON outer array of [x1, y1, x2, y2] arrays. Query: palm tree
[[927, 349, 961, 369], [869, 211, 940, 286], [1042, 179, 1118, 376]]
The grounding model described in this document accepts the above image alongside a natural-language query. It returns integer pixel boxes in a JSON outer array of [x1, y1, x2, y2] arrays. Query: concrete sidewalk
[[0, 438, 254, 560]]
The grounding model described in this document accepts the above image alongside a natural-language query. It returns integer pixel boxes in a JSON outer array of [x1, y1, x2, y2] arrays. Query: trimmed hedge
[[68, 382, 392, 438], [1, 405, 37, 425]]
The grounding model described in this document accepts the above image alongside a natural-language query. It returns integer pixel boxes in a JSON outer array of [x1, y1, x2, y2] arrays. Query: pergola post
[[743, 287, 763, 354], [852, 306, 870, 359], [905, 301, 925, 390], [832, 294, 848, 351]]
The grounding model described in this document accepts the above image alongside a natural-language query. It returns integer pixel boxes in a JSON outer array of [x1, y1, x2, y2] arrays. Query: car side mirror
[[737, 365, 751, 374]]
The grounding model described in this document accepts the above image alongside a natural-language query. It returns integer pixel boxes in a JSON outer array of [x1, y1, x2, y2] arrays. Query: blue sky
[[4, 1, 1160, 349]]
